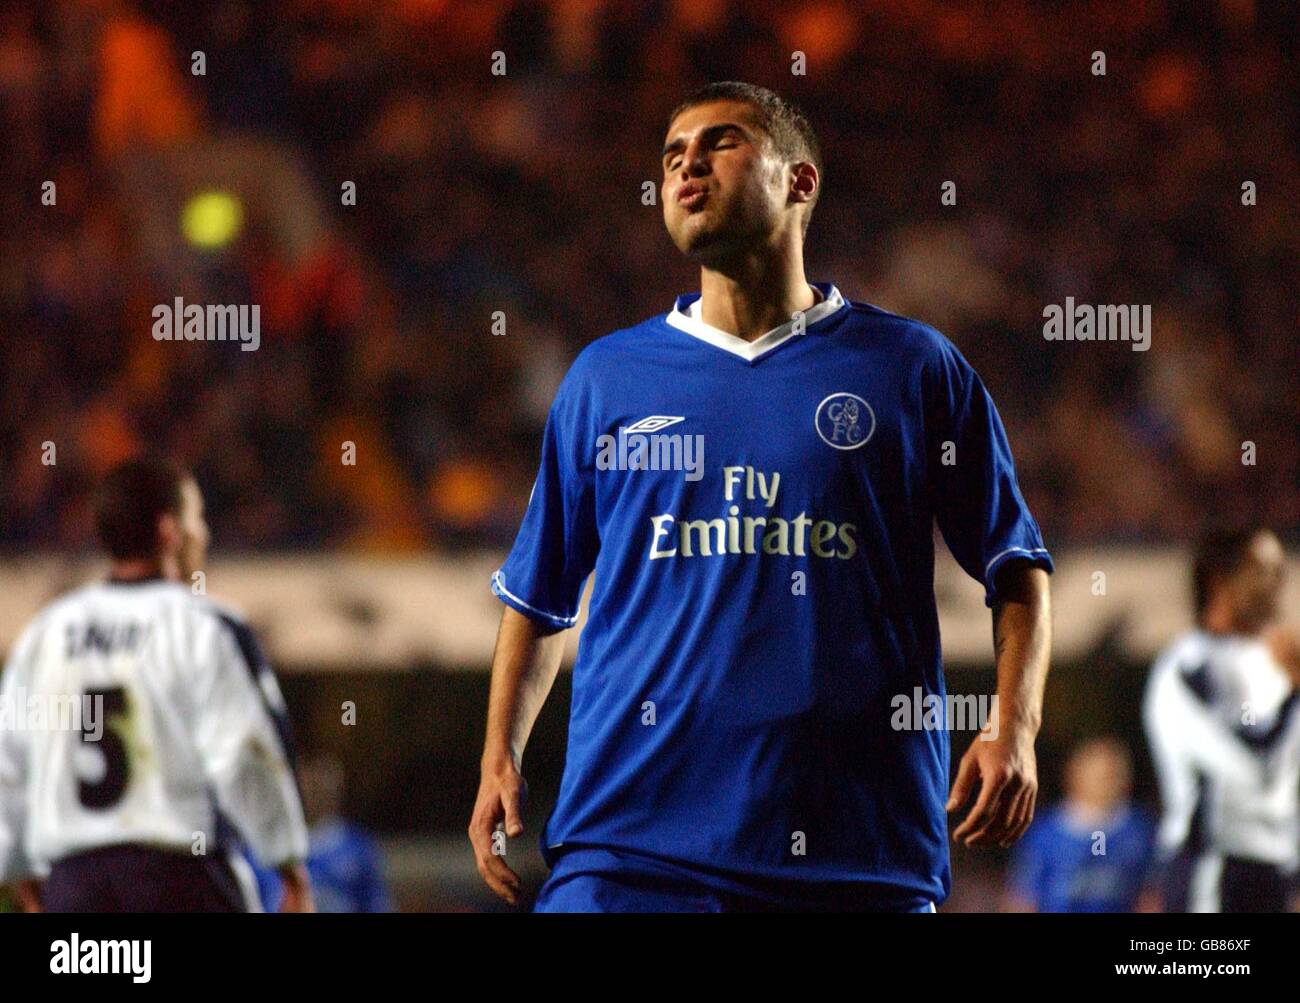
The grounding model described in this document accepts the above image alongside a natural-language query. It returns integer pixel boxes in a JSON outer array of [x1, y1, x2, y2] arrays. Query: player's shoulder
[[1029, 803, 1068, 836], [191, 594, 246, 625], [15, 579, 147, 635], [179, 595, 272, 676], [546, 319, 662, 406], [1146, 629, 1224, 705], [1151, 628, 1212, 671], [1104, 803, 1158, 844], [836, 298, 972, 373], [1127, 803, 1159, 836], [189, 593, 258, 644], [116, 584, 257, 650], [26, 581, 100, 625], [3, 587, 83, 665], [7, 580, 193, 663], [113, 579, 244, 624], [841, 299, 950, 345], [572, 317, 661, 367]]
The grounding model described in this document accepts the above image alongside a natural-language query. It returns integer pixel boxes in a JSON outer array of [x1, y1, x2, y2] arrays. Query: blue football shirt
[[1007, 803, 1156, 912], [250, 820, 391, 913], [492, 282, 1052, 905]]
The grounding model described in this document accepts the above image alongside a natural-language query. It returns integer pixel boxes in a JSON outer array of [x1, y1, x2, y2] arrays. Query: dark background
[[1, 0, 1297, 911]]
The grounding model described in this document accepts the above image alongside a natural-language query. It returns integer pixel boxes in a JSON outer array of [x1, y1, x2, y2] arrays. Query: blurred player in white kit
[[1144, 526, 1300, 912], [0, 458, 313, 912]]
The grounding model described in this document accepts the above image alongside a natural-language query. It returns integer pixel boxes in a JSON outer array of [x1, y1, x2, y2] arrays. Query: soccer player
[[469, 81, 1053, 912], [1143, 526, 1300, 912], [0, 458, 313, 912], [1003, 737, 1156, 912]]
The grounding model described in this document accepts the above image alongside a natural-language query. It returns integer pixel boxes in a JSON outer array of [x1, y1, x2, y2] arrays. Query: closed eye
[[667, 144, 734, 171]]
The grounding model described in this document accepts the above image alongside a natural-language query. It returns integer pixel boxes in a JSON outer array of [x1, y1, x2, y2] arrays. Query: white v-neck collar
[[665, 283, 847, 361]]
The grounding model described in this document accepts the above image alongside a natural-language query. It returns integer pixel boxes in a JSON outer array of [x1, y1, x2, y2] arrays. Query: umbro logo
[[595, 415, 702, 481], [623, 415, 686, 434]]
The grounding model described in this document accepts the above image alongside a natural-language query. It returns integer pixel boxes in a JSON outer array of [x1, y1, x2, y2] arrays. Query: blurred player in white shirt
[[0, 458, 312, 912], [1143, 526, 1300, 912]]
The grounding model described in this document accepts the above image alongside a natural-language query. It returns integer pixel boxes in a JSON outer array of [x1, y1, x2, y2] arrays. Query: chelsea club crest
[[815, 392, 875, 450]]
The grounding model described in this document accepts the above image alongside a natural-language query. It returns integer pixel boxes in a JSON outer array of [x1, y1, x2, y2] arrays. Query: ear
[[157, 511, 182, 554], [789, 161, 818, 202]]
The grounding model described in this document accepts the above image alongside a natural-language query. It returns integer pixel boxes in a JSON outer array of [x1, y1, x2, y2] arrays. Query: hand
[[946, 730, 1038, 848], [468, 755, 527, 906], [1135, 888, 1163, 913], [1266, 627, 1300, 689], [277, 862, 316, 913], [14, 878, 43, 913]]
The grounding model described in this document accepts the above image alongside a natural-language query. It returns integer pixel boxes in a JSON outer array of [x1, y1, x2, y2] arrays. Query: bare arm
[[948, 563, 1052, 848], [468, 606, 567, 905], [483, 607, 568, 771]]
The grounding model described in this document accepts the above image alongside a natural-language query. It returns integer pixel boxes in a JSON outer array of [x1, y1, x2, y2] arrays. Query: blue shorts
[[534, 848, 937, 914]]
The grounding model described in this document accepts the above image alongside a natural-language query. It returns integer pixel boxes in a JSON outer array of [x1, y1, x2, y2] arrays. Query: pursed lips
[[676, 182, 708, 208]]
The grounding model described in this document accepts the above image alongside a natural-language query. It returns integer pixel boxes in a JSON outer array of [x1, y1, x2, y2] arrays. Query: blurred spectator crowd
[[1, 0, 1296, 554]]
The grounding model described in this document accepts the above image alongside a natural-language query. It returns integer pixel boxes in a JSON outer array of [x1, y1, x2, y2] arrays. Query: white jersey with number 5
[[0, 578, 308, 882]]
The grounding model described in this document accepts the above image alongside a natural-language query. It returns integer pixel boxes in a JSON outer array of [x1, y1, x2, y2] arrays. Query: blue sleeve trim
[[983, 547, 1054, 607], [490, 571, 579, 629]]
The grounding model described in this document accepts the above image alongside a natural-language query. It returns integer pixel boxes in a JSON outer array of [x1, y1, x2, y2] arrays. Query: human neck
[[697, 253, 817, 343], [1067, 799, 1120, 827], [1200, 601, 1255, 637], [108, 557, 178, 583]]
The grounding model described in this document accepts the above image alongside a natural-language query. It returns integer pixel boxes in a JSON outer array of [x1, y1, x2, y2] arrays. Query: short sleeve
[[926, 335, 1053, 606], [0, 621, 40, 882], [491, 365, 600, 629], [194, 614, 309, 867]]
